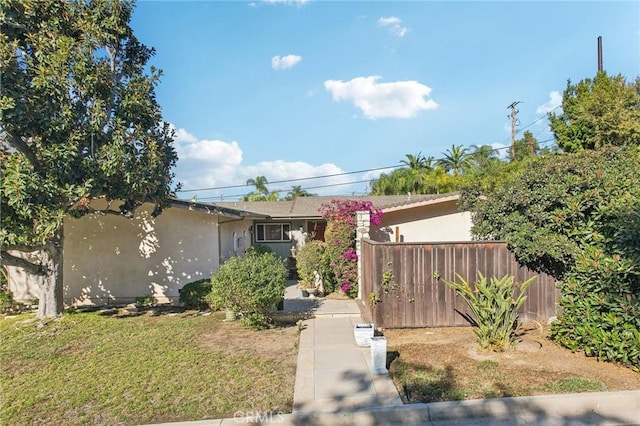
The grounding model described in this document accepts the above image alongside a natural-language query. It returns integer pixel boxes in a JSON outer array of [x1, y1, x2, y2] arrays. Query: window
[[255, 223, 291, 242]]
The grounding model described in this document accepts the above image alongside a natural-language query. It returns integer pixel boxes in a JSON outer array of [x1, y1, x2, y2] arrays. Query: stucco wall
[[8, 203, 220, 306], [219, 220, 251, 262], [375, 200, 473, 242]]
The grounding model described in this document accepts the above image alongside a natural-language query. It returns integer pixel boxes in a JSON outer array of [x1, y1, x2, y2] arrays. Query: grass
[[0, 309, 298, 425], [390, 356, 608, 403], [546, 377, 607, 393]]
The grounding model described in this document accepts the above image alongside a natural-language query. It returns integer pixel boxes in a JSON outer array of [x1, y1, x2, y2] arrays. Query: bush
[[135, 295, 157, 307], [323, 221, 358, 297], [245, 244, 274, 256], [0, 290, 13, 314], [551, 247, 640, 370], [206, 251, 287, 329], [0, 268, 27, 315], [179, 279, 212, 310], [442, 273, 535, 352], [296, 240, 326, 285], [461, 146, 640, 367]]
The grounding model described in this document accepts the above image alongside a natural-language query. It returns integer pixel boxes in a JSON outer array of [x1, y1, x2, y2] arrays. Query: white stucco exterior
[[375, 197, 473, 243], [8, 202, 221, 306], [218, 220, 251, 263]]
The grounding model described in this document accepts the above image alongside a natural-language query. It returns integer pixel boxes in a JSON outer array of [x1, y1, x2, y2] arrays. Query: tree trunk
[[37, 229, 64, 318]]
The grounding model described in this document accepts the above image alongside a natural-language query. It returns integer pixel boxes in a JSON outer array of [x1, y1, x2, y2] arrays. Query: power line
[[190, 139, 558, 202], [196, 179, 374, 201], [177, 164, 401, 193]]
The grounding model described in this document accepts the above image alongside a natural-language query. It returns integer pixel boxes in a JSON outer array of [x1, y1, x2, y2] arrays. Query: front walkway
[[285, 281, 403, 413]]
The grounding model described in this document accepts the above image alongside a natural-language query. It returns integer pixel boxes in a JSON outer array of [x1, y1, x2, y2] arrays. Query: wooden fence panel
[[360, 240, 559, 328]]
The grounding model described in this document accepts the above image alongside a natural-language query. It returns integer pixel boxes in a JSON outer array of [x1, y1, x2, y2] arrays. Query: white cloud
[[243, 161, 353, 194], [378, 16, 401, 26], [324, 75, 438, 119], [378, 16, 408, 37], [171, 126, 355, 198], [536, 91, 562, 114], [263, 0, 309, 6], [171, 126, 198, 144], [271, 54, 302, 70]]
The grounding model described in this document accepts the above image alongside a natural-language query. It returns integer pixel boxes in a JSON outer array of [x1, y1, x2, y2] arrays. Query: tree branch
[[1, 250, 45, 275], [87, 206, 124, 216], [3, 243, 45, 252], [100, 44, 122, 132], [5, 129, 41, 171]]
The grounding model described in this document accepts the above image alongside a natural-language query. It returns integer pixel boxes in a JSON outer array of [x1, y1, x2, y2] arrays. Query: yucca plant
[[442, 273, 536, 351]]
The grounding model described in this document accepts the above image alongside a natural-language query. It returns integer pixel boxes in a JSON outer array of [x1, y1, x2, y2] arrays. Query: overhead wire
[[178, 109, 562, 201]]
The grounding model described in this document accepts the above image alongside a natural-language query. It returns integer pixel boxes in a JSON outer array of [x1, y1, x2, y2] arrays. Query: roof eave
[[381, 193, 460, 213]]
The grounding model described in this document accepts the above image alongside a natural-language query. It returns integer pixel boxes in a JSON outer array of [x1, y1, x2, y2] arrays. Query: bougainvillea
[[319, 199, 383, 227], [319, 199, 383, 298]]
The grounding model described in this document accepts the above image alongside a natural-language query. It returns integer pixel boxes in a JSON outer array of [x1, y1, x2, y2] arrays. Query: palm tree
[[470, 144, 499, 169], [285, 185, 315, 200], [438, 144, 471, 176], [424, 155, 436, 171], [400, 153, 427, 170], [246, 175, 269, 195]]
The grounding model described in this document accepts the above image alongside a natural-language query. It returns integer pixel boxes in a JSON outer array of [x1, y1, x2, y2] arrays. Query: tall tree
[[400, 153, 427, 170], [285, 185, 315, 200], [438, 144, 471, 176], [246, 175, 269, 195], [549, 72, 640, 152], [459, 146, 640, 369], [470, 144, 500, 168], [0, 0, 177, 317], [510, 131, 539, 161]]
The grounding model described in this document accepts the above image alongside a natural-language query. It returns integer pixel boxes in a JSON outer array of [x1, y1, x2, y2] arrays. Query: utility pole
[[597, 35, 603, 72], [508, 101, 521, 160]]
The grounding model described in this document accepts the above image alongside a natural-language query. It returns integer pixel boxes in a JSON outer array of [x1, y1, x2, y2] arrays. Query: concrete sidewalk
[[292, 311, 403, 413], [150, 390, 640, 425]]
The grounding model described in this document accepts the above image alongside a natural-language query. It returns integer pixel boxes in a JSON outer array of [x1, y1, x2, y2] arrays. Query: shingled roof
[[211, 193, 460, 219]]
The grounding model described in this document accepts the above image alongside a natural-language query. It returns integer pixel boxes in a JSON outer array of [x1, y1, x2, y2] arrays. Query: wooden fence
[[360, 239, 559, 328]]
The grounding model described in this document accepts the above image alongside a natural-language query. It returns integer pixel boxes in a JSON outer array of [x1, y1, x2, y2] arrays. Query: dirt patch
[[199, 319, 299, 368], [324, 291, 351, 300], [385, 324, 640, 403]]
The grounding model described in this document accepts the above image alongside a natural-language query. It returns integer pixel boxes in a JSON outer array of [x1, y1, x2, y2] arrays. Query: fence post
[[355, 210, 370, 300]]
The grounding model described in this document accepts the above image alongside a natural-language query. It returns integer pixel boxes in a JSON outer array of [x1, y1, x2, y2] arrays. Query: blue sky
[[131, 0, 640, 201]]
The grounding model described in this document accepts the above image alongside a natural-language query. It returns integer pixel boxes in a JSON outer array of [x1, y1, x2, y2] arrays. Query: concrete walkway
[[281, 280, 403, 412], [292, 311, 403, 413]]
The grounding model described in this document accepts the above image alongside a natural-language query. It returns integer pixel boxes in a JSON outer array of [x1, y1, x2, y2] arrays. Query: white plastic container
[[353, 323, 374, 347], [370, 336, 388, 375]]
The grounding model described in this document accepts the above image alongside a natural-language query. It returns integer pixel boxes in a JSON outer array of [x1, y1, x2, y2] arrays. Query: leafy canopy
[[549, 72, 640, 152], [1, 0, 177, 249]]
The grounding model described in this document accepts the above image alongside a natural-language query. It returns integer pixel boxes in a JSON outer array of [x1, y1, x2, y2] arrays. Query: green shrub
[[206, 251, 287, 329], [179, 279, 212, 310], [442, 273, 535, 352], [323, 221, 358, 296], [0, 290, 13, 314], [0, 268, 28, 315], [551, 248, 640, 370], [296, 240, 326, 285], [245, 244, 274, 256], [461, 146, 640, 368], [135, 295, 157, 307]]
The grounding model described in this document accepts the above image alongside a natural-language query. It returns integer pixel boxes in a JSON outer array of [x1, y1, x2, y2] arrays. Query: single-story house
[[6, 199, 265, 306], [6, 193, 471, 307], [216, 192, 472, 252]]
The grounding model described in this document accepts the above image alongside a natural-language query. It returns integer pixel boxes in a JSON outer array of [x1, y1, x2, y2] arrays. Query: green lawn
[[0, 309, 298, 425]]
